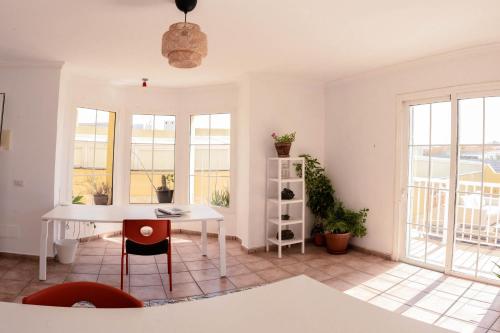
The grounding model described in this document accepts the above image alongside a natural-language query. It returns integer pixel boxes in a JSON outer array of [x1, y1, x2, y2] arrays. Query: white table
[[40, 204, 225, 280], [0, 276, 450, 333]]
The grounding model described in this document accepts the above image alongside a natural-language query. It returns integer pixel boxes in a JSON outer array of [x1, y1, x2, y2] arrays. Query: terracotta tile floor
[[1, 233, 500, 332]]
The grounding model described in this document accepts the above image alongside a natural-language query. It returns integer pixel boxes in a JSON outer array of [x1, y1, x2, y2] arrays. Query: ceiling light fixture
[[162, 0, 207, 69]]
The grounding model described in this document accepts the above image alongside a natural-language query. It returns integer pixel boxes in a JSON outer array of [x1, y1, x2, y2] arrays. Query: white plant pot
[[55, 239, 79, 264]]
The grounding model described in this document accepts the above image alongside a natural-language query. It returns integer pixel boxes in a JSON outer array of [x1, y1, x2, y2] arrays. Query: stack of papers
[[155, 208, 189, 218]]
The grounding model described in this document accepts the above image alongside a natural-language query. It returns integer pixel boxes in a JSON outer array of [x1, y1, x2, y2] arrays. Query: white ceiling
[[1, 0, 500, 87]]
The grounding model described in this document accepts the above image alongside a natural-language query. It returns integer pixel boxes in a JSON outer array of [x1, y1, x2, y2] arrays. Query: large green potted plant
[[295, 154, 335, 246], [324, 202, 368, 254], [271, 131, 296, 157], [156, 174, 174, 203]]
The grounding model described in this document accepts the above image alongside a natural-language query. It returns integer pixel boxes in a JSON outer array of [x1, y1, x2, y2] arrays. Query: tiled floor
[[1, 233, 500, 332]]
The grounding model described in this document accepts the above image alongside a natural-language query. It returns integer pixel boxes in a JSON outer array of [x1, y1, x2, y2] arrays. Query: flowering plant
[[271, 131, 296, 144]]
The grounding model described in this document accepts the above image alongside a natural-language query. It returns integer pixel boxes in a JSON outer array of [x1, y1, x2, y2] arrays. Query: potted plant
[[295, 154, 335, 246], [211, 188, 230, 207], [324, 202, 368, 254], [271, 131, 296, 157], [93, 182, 111, 205], [85, 177, 111, 205], [156, 174, 174, 203]]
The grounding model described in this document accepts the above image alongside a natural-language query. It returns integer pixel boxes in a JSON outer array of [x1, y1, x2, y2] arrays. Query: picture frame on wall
[[0, 93, 4, 146]]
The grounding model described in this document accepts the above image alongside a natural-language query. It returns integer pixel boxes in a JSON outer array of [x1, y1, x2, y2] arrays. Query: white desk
[[0, 276, 450, 333], [40, 204, 225, 280]]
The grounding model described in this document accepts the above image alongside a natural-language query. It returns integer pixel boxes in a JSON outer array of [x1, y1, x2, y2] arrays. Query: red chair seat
[[22, 282, 143, 308]]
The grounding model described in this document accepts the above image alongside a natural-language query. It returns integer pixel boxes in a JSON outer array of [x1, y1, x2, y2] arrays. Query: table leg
[[201, 220, 207, 256], [39, 220, 50, 281], [218, 219, 226, 276]]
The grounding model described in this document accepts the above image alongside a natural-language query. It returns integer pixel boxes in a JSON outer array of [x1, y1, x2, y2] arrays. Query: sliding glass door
[[402, 91, 500, 282], [452, 96, 500, 280], [405, 101, 451, 268]]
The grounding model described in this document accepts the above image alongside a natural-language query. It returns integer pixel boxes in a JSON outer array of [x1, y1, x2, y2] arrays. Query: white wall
[[244, 74, 326, 249], [57, 74, 239, 239], [325, 45, 500, 256], [0, 63, 62, 255], [57, 73, 326, 250]]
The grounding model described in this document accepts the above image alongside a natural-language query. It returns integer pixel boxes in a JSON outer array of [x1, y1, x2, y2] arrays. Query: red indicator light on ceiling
[[142, 78, 148, 87]]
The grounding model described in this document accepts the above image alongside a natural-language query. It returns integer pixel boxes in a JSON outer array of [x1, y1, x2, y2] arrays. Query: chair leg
[[120, 253, 124, 290], [126, 254, 129, 275], [167, 253, 172, 291]]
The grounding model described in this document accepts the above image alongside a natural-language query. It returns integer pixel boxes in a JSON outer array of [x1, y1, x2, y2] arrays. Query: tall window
[[190, 114, 230, 207], [130, 115, 176, 203], [72, 108, 116, 205]]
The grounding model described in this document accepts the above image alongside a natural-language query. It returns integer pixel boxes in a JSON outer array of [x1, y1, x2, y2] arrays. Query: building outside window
[[189, 114, 230, 207], [130, 114, 176, 203], [72, 108, 116, 205]]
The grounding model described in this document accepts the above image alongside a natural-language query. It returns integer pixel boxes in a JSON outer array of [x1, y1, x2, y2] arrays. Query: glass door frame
[[394, 82, 500, 285]]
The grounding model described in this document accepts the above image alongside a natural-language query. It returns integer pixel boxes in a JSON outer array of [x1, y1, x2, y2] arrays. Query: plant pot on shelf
[[313, 233, 325, 247], [325, 232, 351, 254], [275, 143, 291, 157], [93, 194, 109, 205], [156, 189, 174, 203]]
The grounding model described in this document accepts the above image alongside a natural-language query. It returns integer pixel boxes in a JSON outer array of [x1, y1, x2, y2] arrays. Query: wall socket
[[13, 179, 24, 187]]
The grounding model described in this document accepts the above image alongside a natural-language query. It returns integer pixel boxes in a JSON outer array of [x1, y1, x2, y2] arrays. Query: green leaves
[[72, 195, 85, 205], [296, 154, 335, 220], [211, 188, 230, 208], [324, 202, 368, 237], [272, 131, 296, 144]]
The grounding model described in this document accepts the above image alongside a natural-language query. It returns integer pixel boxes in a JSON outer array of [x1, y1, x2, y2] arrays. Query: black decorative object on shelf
[[276, 229, 294, 240], [281, 214, 290, 220], [281, 188, 295, 200]]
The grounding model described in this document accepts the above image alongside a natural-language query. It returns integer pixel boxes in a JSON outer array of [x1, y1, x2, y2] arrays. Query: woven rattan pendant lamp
[[161, 0, 207, 69]]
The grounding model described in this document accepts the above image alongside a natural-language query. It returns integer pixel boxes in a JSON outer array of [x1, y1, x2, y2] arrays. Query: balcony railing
[[410, 178, 500, 247]]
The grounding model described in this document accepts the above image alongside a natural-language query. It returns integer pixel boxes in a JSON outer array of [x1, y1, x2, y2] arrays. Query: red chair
[[22, 282, 143, 308], [121, 219, 172, 291]]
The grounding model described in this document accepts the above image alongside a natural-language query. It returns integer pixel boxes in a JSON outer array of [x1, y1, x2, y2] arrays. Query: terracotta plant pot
[[325, 232, 351, 254], [93, 194, 109, 205], [156, 190, 174, 203], [275, 143, 291, 157], [313, 233, 325, 247]]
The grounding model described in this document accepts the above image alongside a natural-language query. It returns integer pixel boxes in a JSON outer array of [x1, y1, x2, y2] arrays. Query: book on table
[[155, 207, 189, 218]]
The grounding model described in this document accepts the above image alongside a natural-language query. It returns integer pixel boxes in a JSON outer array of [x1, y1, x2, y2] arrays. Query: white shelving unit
[[265, 157, 305, 258]]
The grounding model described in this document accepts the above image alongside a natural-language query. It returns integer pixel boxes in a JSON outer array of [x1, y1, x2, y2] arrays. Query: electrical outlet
[[13, 179, 24, 187]]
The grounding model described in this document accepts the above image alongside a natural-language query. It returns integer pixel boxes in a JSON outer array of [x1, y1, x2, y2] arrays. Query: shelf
[[268, 157, 304, 161], [267, 237, 304, 246], [268, 218, 303, 226], [268, 198, 303, 205], [269, 178, 303, 183]]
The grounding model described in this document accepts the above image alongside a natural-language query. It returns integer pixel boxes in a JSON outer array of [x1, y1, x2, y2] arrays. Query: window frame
[[128, 113, 177, 204], [394, 82, 500, 286], [189, 113, 231, 209], [71, 107, 117, 206]]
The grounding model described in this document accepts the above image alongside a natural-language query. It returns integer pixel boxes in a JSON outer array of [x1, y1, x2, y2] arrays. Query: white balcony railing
[[410, 178, 500, 247]]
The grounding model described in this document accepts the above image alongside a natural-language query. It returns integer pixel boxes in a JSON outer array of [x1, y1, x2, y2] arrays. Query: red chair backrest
[[122, 219, 171, 245], [22, 282, 143, 308]]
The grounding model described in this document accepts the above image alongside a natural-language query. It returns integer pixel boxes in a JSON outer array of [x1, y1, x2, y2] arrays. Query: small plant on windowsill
[[72, 195, 85, 205], [211, 188, 230, 208], [85, 177, 111, 205], [271, 131, 296, 157], [156, 174, 174, 203]]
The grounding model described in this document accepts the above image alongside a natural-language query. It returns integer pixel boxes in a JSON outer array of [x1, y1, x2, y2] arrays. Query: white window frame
[[128, 113, 177, 204], [394, 81, 500, 285], [70, 107, 117, 205], [189, 113, 232, 209]]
